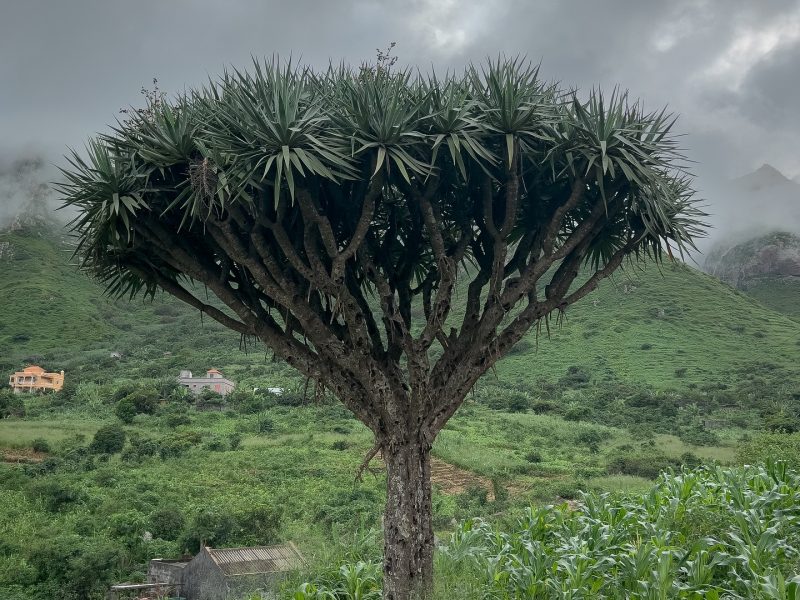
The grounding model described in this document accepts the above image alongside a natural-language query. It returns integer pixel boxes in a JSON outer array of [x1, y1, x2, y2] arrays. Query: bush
[[158, 430, 203, 459], [115, 398, 137, 423], [204, 436, 227, 451], [762, 413, 800, 434], [30, 438, 50, 453], [235, 505, 283, 546], [563, 404, 588, 422], [228, 432, 242, 450], [258, 416, 275, 434], [165, 411, 191, 428], [29, 480, 85, 512], [150, 507, 186, 540], [0, 389, 25, 418], [576, 428, 610, 447], [180, 510, 239, 553], [126, 388, 158, 414], [121, 434, 159, 462], [530, 400, 557, 414], [680, 452, 702, 468], [606, 452, 679, 479], [559, 366, 591, 388], [90, 424, 126, 454], [679, 425, 719, 447], [736, 433, 800, 469], [524, 450, 543, 463]]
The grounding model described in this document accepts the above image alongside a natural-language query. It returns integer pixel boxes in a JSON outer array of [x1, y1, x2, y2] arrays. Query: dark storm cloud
[[736, 39, 800, 129], [2, 0, 799, 247]]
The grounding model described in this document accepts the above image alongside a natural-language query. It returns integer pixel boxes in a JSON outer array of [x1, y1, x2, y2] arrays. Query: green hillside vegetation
[[1, 221, 799, 598], [703, 231, 800, 321], [741, 276, 800, 321], [3, 222, 799, 391], [0, 223, 114, 351], [491, 260, 800, 388]]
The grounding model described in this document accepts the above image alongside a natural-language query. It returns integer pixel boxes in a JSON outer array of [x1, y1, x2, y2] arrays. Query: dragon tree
[[60, 57, 705, 599]]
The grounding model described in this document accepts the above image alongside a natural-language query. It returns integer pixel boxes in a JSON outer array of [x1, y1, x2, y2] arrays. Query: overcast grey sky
[[1, 0, 799, 243]]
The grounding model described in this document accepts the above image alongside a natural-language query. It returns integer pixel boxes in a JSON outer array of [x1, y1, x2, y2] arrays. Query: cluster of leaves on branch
[[59, 57, 704, 435]]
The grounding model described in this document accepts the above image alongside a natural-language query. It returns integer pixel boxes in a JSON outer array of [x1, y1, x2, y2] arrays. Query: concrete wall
[[178, 377, 235, 397], [228, 573, 284, 599], [147, 559, 187, 585], [180, 548, 230, 600]]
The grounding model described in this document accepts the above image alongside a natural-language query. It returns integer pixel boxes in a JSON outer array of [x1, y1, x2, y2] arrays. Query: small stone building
[[178, 369, 235, 397], [148, 544, 303, 600]]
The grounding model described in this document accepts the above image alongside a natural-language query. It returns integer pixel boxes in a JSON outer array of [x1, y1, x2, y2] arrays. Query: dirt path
[[430, 457, 495, 501], [1, 448, 45, 463], [372, 452, 495, 500]]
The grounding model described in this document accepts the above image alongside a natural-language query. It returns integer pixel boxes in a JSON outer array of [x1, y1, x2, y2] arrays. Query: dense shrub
[[115, 398, 137, 423], [524, 450, 543, 463], [575, 428, 610, 447], [235, 505, 283, 546], [563, 404, 588, 422], [31, 438, 50, 453], [196, 388, 225, 410], [126, 389, 158, 414], [204, 436, 227, 451], [678, 425, 719, 446], [606, 451, 679, 479], [89, 424, 126, 454], [29, 480, 85, 512], [0, 389, 25, 418], [165, 412, 191, 428], [559, 366, 591, 388], [180, 510, 239, 553], [314, 488, 381, 530], [258, 416, 275, 434], [228, 432, 242, 450], [762, 412, 800, 434], [121, 434, 159, 462], [736, 433, 800, 469], [27, 535, 121, 599], [149, 507, 186, 540]]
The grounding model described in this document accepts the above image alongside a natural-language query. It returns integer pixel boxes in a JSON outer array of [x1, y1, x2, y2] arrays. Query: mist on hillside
[[2, 150, 798, 263], [0, 153, 62, 230], [698, 164, 800, 256]]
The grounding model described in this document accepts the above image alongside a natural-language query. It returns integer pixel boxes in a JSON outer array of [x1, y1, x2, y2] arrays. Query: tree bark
[[382, 434, 434, 600]]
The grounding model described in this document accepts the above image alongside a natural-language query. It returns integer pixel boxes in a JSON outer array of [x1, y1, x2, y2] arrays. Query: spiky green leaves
[[59, 56, 705, 302]]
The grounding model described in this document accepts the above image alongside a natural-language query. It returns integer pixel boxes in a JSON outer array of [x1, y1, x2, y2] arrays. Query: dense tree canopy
[[60, 57, 705, 599]]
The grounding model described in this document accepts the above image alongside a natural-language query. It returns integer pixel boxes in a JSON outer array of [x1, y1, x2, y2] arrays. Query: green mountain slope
[[492, 261, 800, 388], [704, 231, 800, 321], [0, 222, 291, 389], [0, 222, 114, 353], [2, 222, 798, 393]]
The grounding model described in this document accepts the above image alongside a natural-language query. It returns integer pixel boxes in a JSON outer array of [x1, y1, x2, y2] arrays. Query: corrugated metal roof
[[206, 544, 303, 576]]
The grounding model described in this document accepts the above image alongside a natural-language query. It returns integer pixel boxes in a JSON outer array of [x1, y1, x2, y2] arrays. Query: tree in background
[[60, 57, 705, 599]]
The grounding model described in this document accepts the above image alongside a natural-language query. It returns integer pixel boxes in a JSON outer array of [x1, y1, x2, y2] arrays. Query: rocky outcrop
[[705, 231, 800, 289]]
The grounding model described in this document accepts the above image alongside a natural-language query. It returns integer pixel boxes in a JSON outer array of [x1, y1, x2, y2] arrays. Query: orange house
[[8, 365, 64, 394]]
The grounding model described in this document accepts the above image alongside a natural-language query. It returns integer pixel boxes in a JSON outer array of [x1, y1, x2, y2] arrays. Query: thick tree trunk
[[382, 436, 434, 600]]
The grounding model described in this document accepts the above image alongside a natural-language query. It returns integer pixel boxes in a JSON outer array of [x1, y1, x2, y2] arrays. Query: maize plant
[[431, 463, 800, 599]]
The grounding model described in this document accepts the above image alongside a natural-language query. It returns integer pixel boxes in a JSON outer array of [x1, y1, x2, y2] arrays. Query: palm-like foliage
[[60, 58, 704, 300]]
